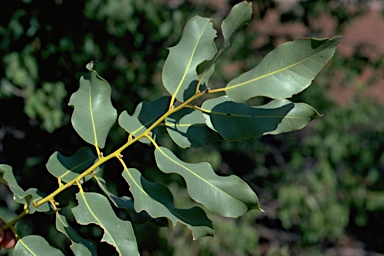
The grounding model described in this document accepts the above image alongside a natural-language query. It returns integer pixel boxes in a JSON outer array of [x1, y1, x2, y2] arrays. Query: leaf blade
[[222, 1, 252, 43], [13, 235, 64, 256], [225, 36, 342, 102]]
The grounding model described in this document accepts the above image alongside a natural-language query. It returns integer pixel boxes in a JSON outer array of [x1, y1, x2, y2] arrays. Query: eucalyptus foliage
[[0, 2, 341, 255]]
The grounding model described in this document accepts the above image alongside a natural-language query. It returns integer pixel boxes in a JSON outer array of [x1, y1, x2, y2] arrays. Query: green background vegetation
[[1, 0, 383, 255]]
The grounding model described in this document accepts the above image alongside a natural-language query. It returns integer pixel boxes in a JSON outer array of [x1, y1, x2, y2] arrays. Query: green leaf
[[202, 96, 320, 141], [225, 36, 342, 102], [95, 176, 165, 225], [68, 63, 117, 149], [0, 165, 49, 213], [55, 213, 97, 256], [118, 96, 170, 144], [122, 168, 213, 239], [222, 1, 252, 45], [162, 16, 217, 102], [154, 147, 260, 217], [13, 235, 64, 256], [46, 147, 99, 184], [72, 192, 139, 256], [166, 108, 223, 148]]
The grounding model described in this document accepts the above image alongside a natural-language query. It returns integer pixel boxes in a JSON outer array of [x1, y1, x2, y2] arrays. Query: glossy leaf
[[122, 167, 213, 239], [119, 96, 170, 144], [72, 192, 139, 256], [225, 36, 342, 102], [68, 63, 117, 148], [0, 164, 49, 213], [202, 96, 320, 141], [55, 213, 97, 256], [166, 108, 222, 148], [154, 147, 260, 217], [13, 235, 64, 256], [46, 147, 99, 184], [162, 16, 217, 102], [222, 1, 252, 45]]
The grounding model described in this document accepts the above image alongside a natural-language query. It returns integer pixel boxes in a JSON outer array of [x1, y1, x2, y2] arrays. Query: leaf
[[0, 165, 50, 213], [68, 63, 117, 149], [118, 96, 170, 144], [166, 108, 223, 148], [202, 96, 320, 141], [222, 1, 252, 45], [13, 235, 64, 256], [55, 213, 97, 256], [225, 36, 342, 102], [72, 192, 139, 256], [46, 147, 100, 184], [95, 176, 166, 226], [122, 168, 213, 239], [162, 16, 217, 102], [154, 147, 260, 217]]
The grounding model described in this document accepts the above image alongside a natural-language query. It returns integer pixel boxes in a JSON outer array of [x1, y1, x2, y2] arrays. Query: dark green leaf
[[225, 36, 342, 102], [162, 16, 217, 102], [72, 192, 139, 256], [202, 96, 320, 141], [122, 168, 213, 239], [46, 147, 99, 184], [55, 213, 97, 256], [154, 147, 261, 217], [68, 63, 117, 149], [13, 235, 64, 256], [118, 96, 170, 144], [166, 108, 222, 148]]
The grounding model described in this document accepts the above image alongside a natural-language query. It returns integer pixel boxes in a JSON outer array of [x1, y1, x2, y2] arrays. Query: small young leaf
[[162, 16, 217, 102], [72, 192, 139, 256], [68, 63, 117, 149], [166, 108, 223, 148], [202, 96, 320, 141], [55, 213, 97, 256], [222, 1, 252, 45], [46, 147, 99, 184], [118, 96, 170, 144], [122, 168, 214, 239], [13, 235, 64, 256], [154, 147, 261, 217], [225, 36, 342, 102]]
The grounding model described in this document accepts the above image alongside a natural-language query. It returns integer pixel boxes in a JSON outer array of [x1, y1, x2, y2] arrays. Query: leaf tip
[[86, 61, 95, 71]]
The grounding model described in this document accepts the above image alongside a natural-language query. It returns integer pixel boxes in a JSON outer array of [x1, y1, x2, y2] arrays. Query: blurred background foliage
[[0, 0, 383, 255]]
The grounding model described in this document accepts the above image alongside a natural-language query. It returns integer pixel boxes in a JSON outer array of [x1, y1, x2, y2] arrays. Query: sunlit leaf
[[118, 96, 170, 144], [225, 36, 342, 102], [202, 96, 320, 141], [166, 108, 222, 148], [162, 16, 217, 102], [68, 63, 117, 148], [0, 164, 49, 213], [72, 192, 139, 256], [55, 213, 97, 256], [13, 235, 64, 256], [46, 147, 99, 184], [154, 147, 260, 217], [122, 168, 213, 239]]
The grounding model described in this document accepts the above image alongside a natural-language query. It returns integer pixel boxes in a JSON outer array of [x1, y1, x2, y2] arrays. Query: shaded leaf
[[122, 168, 213, 239], [166, 108, 222, 148], [46, 147, 99, 184], [0, 165, 49, 213], [225, 36, 342, 102], [55, 213, 97, 256], [222, 1, 252, 45], [68, 63, 117, 149], [154, 147, 260, 217], [162, 16, 217, 102], [202, 96, 320, 141], [119, 96, 170, 144], [13, 235, 64, 256], [72, 192, 139, 256]]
